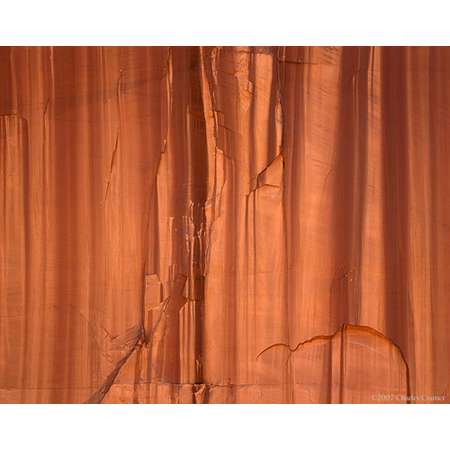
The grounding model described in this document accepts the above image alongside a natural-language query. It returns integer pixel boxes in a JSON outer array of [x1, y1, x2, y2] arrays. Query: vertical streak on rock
[[403, 47, 434, 400], [330, 47, 370, 327], [0, 48, 14, 114], [0, 116, 28, 393], [199, 47, 287, 398], [428, 48, 450, 401], [149, 47, 207, 387], [199, 46, 229, 386], [279, 47, 305, 354], [25, 47, 53, 402], [101, 47, 167, 398], [359, 47, 386, 329], [380, 47, 414, 397], [281, 47, 341, 344], [39, 46, 56, 402], [50, 48, 85, 401], [0, 47, 55, 403], [199, 47, 238, 389]]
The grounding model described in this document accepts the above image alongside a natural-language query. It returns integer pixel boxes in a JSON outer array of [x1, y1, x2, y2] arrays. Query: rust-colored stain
[[0, 47, 449, 403]]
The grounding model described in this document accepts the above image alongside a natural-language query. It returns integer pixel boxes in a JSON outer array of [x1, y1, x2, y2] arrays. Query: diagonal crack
[[85, 325, 144, 404], [103, 133, 119, 204]]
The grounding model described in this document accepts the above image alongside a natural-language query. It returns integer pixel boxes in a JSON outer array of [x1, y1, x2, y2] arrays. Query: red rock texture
[[0, 47, 449, 403]]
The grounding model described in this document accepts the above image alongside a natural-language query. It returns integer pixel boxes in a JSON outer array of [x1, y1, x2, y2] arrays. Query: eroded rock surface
[[0, 47, 449, 403]]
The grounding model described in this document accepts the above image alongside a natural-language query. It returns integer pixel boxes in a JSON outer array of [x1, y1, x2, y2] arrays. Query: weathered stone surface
[[0, 47, 449, 403]]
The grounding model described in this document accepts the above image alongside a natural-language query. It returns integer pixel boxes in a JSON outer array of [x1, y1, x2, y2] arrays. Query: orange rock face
[[0, 47, 449, 403]]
